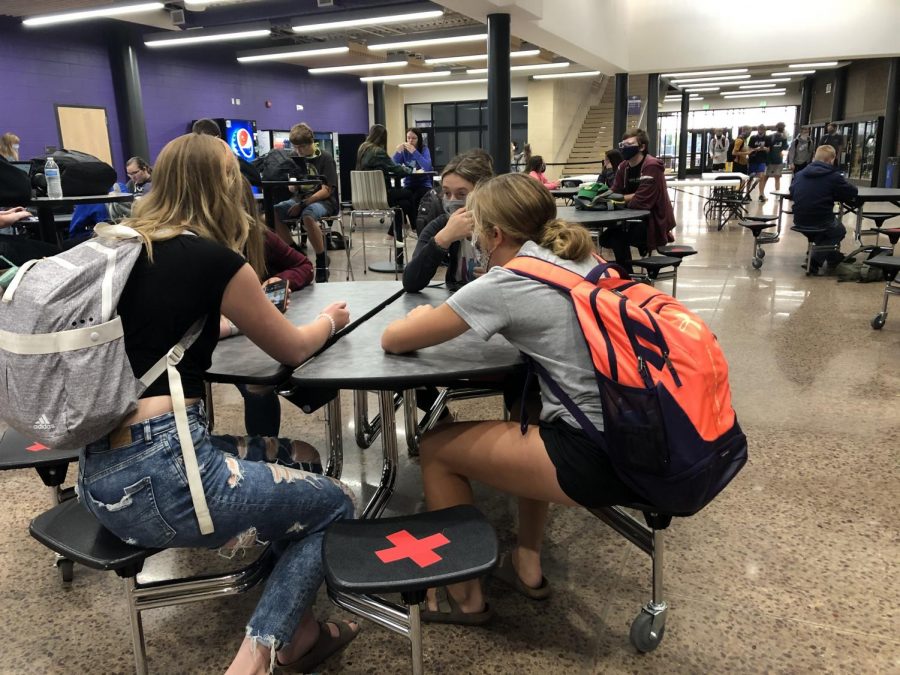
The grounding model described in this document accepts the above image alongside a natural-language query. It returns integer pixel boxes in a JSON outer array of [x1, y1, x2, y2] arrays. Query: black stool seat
[[739, 220, 776, 236], [323, 505, 498, 594], [791, 225, 831, 243], [29, 497, 156, 575], [0, 428, 78, 471], [862, 212, 900, 228], [656, 244, 697, 259], [744, 215, 778, 223], [631, 255, 682, 274], [865, 254, 900, 278]]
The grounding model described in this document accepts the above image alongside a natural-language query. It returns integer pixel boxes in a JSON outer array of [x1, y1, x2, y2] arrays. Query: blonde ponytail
[[539, 218, 594, 261]]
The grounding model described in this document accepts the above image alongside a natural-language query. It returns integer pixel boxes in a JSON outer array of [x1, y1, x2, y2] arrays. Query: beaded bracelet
[[317, 313, 336, 338]]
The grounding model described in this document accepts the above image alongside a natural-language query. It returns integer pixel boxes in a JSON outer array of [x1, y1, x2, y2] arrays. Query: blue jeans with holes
[[77, 401, 355, 651]]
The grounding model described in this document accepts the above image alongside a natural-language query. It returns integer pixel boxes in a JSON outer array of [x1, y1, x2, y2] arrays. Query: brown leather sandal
[[276, 620, 360, 673]]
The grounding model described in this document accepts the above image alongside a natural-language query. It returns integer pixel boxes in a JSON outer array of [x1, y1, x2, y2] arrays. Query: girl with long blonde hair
[[80, 133, 359, 674]]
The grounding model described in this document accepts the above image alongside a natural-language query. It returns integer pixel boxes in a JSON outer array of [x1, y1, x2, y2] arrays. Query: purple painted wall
[[0, 17, 369, 181], [137, 45, 369, 161], [0, 17, 126, 173]]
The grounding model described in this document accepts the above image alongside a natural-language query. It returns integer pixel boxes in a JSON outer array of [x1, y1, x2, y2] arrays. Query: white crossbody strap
[[139, 318, 213, 534], [1, 259, 40, 303]]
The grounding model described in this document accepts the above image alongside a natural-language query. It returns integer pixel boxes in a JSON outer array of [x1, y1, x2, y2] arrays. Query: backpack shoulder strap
[[504, 254, 626, 290]]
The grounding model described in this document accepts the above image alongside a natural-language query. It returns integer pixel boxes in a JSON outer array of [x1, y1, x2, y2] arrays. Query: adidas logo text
[[33, 414, 54, 431]]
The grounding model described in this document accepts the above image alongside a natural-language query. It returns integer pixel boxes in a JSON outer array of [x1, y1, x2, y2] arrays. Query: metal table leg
[[325, 396, 343, 480], [360, 390, 399, 519]]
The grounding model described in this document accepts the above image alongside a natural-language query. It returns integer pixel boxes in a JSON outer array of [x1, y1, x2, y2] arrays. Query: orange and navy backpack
[[505, 255, 747, 515]]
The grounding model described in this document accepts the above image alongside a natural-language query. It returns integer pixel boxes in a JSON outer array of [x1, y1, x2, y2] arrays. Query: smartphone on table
[[264, 279, 288, 313]]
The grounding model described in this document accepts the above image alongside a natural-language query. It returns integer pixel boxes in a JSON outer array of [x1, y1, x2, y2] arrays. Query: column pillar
[[677, 90, 690, 180], [613, 72, 628, 144], [373, 82, 386, 126], [646, 73, 660, 155], [799, 75, 813, 125], [830, 65, 847, 123], [486, 13, 511, 174], [108, 28, 149, 162], [877, 57, 900, 187]]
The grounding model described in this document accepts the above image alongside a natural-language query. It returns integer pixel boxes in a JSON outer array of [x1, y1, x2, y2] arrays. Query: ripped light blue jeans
[[77, 401, 355, 653]]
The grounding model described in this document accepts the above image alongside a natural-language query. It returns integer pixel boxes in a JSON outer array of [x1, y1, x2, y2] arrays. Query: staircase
[[562, 84, 614, 177], [560, 74, 651, 178]]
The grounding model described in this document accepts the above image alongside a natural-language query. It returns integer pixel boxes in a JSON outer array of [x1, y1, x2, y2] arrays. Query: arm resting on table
[[221, 264, 335, 366], [381, 303, 469, 354]]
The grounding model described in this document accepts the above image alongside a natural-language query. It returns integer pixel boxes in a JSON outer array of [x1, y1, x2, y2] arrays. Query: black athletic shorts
[[539, 418, 640, 508]]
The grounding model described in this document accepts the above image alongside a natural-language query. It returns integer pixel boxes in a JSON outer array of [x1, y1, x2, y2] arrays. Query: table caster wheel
[[630, 611, 665, 653], [752, 258, 763, 270], [871, 314, 886, 330], [57, 558, 74, 584], [757, 248, 766, 259]]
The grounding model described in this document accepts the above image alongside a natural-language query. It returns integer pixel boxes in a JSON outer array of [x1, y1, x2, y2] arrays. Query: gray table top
[[291, 286, 523, 390], [207, 281, 403, 385], [557, 205, 651, 225], [854, 187, 900, 203], [29, 194, 134, 207]]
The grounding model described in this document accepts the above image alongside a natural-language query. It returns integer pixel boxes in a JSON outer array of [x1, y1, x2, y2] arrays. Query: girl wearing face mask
[[0, 133, 20, 162], [383, 173, 639, 623], [402, 150, 494, 293], [526, 155, 559, 190]]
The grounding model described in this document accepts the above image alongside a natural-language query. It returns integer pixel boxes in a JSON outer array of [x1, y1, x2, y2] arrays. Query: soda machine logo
[[231, 128, 255, 161]]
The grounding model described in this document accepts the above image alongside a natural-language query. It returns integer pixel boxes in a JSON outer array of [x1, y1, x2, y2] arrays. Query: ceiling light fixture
[[771, 70, 814, 76], [789, 62, 837, 68], [532, 71, 601, 80], [24, 1, 163, 26], [308, 61, 408, 74], [670, 74, 750, 84], [237, 45, 350, 63], [398, 78, 488, 88], [146, 25, 271, 48], [467, 61, 570, 75], [684, 87, 720, 92], [661, 68, 748, 78], [738, 83, 778, 89], [292, 9, 444, 33], [723, 88, 786, 95], [424, 49, 540, 65], [368, 33, 486, 50], [733, 78, 791, 86], [722, 91, 787, 98], [360, 70, 451, 82]]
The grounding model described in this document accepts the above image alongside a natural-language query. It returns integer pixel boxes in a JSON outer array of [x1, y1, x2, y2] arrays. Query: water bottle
[[45, 157, 63, 199]]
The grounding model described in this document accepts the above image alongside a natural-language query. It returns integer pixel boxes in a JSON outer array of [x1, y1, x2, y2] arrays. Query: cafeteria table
[[290, 286, 523, 518], [27, 194, 134, 244], [847, 187, 900, 243]]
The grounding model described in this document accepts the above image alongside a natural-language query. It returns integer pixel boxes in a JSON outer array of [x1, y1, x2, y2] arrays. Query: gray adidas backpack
[[0, 224, 214, 534]]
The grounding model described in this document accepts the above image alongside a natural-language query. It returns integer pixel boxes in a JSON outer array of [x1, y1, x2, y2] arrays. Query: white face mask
[[12, 144, 19, 151]]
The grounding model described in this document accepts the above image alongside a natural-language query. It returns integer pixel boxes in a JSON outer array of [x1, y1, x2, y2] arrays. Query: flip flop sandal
[[276, 620, 360, 673], [420, 586, 493, 626], [491, 551, 552, 601]]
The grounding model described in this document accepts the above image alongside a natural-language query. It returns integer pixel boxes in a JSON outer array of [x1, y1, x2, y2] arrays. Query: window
[[405, 97, 529, 169]]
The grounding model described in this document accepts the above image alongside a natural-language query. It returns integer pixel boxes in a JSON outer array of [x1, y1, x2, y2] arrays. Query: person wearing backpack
[[73, 133, 360, 673], [382, 172, 745, 624], [382, 173, 641, 623], [787, 125, 815, 173]]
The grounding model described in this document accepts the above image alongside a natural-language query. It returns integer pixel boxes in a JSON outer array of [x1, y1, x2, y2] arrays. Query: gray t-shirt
[[447, 240, 603, 431]]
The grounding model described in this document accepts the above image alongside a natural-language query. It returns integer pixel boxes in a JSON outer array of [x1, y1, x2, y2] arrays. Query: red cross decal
[[375, 530, 450, 568], [26, 442, 50, 452]]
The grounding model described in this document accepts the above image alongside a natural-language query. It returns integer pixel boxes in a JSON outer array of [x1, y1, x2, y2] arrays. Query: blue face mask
[[620, 145, 641, 160]]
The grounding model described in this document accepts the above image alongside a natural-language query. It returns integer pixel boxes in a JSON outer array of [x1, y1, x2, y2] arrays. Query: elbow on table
[[381, 323, 410, 354]]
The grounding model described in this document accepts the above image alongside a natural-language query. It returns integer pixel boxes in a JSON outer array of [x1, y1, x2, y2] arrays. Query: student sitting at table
[[272, 122, 340, 284], [357, 124, 416, 264], [219, 179, 315, 439], [403, 150, 494, 293], [392, 127, 434, 213], [78, 133, 359, 674], [382, 173, 640, 623], [604, 128, 676, 274], [526, 155, 560, 190], [597, 148, 622, 187]]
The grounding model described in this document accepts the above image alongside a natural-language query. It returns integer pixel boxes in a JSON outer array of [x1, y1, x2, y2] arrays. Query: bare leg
[[773, 175, 781, 191], [757, 174, 768, 199], [302, 215, 326, 255], [419, 421, 577, 613], [273, 210, 294, 246]]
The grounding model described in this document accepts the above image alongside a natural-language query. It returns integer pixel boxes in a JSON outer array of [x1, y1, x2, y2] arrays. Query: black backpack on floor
[[29, 150, 117, 197]]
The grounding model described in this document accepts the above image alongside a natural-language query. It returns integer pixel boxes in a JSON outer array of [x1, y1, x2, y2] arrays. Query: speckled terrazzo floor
[[1, 180, 898, 674]]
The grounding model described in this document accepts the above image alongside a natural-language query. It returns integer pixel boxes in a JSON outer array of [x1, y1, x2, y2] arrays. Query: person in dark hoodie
[[606, 128, 676, 273], [788, 144, 857, 274]]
